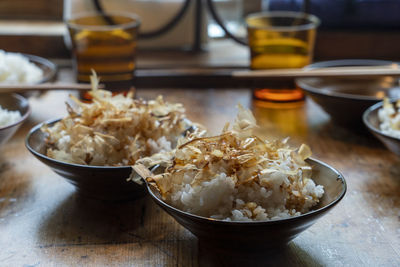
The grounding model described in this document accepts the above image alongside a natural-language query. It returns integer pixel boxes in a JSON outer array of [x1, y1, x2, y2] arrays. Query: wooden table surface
[[1, 70, 400, 266]]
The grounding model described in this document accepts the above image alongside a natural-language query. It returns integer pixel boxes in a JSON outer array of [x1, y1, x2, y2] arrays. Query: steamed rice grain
[[378, 98, 400, 138], [0, 50, 43, 84], [0, 105, 21, 127], [142, 105, 324, 222]]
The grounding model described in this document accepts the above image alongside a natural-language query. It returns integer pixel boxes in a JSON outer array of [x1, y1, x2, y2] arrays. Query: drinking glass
[[246, 11, 320, 102], [66, 12, 140, 96]]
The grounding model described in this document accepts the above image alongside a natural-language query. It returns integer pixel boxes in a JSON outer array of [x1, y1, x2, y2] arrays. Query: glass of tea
[[246, 12, 320, 102], [66, 12, 140, 95]]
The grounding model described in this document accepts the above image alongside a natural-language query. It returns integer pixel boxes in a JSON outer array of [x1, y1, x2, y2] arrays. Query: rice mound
[[0, 50, 43, 84], [142, 105, 324, 221], [378, 98, 400, 139], [0, 104, 21, 127], [42, 75, 192, 166]]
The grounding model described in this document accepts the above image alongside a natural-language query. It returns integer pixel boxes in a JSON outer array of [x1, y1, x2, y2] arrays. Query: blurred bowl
[[0, 93, 30, 146], [363, 101, 400, 155], [296, 59, 400, 126], [22, 54, 57, 98], [23, 53, 57, 84], [25, 119, 147, 201], [147, 158, 346, 250]]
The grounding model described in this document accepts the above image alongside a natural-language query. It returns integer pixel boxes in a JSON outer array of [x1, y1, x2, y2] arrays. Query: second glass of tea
[[66, 12, 140, 95], [246, 11, 320, 102]]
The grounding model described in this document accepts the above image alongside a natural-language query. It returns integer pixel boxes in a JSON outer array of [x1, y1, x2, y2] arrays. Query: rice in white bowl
[[139, 105, 324, 222], [0, 50, 43, 84], [378, 98, 400, 139], [0, 105, 21, 127]]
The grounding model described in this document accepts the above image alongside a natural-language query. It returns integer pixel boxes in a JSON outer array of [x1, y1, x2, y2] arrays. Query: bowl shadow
[[314, 118, 384, 149], [37, 194, 150, 246], [198, 241, 322, 267], [37, 193, 198, 265]]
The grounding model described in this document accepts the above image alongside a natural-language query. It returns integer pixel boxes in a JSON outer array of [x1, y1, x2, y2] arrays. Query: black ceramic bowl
[[363, 101, 400, 155], [296, 59, 400, 126], [0, 93, 30, 146], [147, 158, 346, 250], [25, 119, 147, 201]]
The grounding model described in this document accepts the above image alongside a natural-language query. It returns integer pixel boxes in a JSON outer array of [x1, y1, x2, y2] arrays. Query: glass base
[[78, 79, 135, 101], [253, 88, 304, 102]]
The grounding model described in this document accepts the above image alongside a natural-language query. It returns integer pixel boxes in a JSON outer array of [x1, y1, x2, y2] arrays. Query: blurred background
[[0, 0, 399, 88]]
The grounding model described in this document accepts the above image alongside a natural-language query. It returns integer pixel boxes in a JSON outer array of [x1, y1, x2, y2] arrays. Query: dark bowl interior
[[0, 93, 30, 146], [25, 119, 147, 201], [147, 158, 346, 250], [363, 101, 400, 155], [296, 59, 400, 126]]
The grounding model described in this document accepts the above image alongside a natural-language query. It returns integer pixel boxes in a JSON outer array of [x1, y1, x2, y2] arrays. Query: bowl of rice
[[135, 106, 347, 249], [25, 78, 196, 201], [363, 99, 400, 155], [0, 93, 30, 146], [0, 50, 56, 85]]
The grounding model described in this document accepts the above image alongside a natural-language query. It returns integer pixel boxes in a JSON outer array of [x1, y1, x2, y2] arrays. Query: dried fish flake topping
[[42, 79, 193, 166], [144, 106, 324, 221]]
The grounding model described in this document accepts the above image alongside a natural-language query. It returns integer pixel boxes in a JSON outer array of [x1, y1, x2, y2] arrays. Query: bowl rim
[[147, 157, 347, 225], [296, 59, 398, 101], [362, 100, 400, 142], [25, 118, 132, 170], [0, 93, 31, 130]]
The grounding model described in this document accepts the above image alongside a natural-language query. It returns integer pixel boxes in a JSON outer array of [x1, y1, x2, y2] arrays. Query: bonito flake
[[42, 74, 192, 166], [139, 105, 324, 221]]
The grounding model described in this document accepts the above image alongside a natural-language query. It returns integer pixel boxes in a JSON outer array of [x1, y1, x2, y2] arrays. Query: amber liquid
[[248, 31, 315, 102], [68, 14, 139, 97]]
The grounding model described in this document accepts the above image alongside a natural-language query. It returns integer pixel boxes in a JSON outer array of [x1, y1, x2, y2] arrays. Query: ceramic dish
[[296, 59, 400, 126], [23, 53, 57, 84], [363, 101, 400, 155], [25, 119, 148, 201], [146, 158, 346, 250], [0, 93, 31, 146]]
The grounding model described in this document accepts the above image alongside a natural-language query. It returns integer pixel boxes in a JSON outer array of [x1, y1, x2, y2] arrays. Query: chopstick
[[232, 65, 400, 79], [0, 83, 104, 93]]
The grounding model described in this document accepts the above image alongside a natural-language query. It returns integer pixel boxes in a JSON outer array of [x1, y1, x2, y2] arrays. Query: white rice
[[143, 105, 325, 221], [378, 100, 400, 138], [0, 50, 43, 84], [168, 166, 324, 222], [0, 105, 21, 127]]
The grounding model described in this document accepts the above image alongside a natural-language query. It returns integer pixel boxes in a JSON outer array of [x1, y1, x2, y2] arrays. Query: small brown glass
[[246, 11, 320, 102], [67, 12, 140, 97]]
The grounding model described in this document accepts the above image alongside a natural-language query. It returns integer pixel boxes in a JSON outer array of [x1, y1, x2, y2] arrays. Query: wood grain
[[0, 67, 399, 266], [0, 0, 63, 20]]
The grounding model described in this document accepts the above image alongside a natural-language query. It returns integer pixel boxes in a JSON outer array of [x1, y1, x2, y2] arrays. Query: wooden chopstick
[[0, 83, 104, 93], [233, 65, 400, 79]]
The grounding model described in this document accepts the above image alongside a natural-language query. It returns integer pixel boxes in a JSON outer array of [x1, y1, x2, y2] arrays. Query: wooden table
[[1, 71, 400, 266]]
